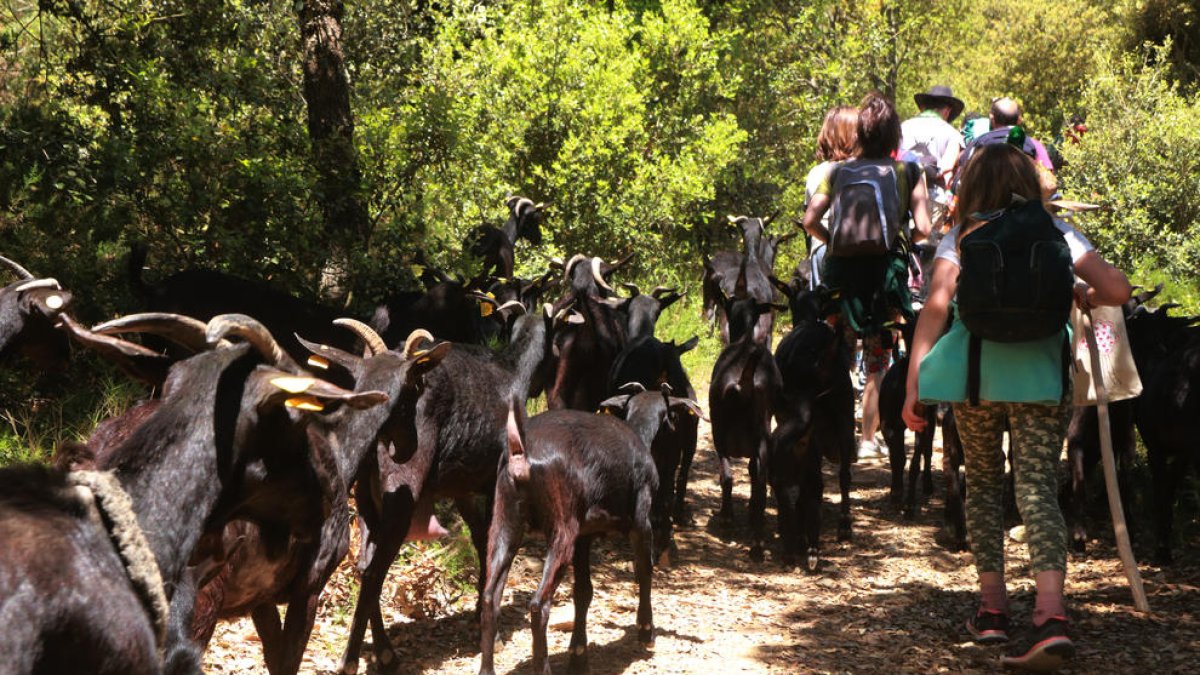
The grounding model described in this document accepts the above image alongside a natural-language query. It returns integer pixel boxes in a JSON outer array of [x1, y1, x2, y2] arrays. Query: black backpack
[[956, 198, 1074, 402]]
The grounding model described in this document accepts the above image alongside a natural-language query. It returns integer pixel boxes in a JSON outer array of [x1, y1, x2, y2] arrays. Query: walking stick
[[1081, 308, 1150, 612]]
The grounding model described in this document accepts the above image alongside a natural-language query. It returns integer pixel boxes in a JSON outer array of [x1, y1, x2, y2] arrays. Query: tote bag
[[1071, 304, 1142, 405]]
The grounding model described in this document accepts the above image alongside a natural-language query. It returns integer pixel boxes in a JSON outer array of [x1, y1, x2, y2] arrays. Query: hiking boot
[[966, 608, 1010, 645], [1000, 616, 1075, 672]]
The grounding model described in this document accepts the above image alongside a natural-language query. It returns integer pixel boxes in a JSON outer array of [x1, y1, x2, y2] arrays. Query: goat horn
[[618, 381, 646, 394], [533, 202, 547, 210], [726, 214, 740, 224], [591, 257, 614, 292], [333, 318, 387, 356], [206, 314, 289, 365], [404, 329, 435, 357], [621, 282, 641, 296], [14, 278, 62, 293], [505, 194, 519, 207], [496, 300, 526, 315], [650, 286, 676, 299], [94, 312, 219, 352], [0, 255, 35, 280], [563, 254, 588, 279]]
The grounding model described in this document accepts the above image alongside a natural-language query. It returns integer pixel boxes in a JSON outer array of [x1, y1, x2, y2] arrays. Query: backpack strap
[[967, 333, 982, 406]]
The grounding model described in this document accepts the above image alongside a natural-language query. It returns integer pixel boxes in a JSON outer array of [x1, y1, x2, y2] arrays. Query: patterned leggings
[[952, 399, 1071, 575]]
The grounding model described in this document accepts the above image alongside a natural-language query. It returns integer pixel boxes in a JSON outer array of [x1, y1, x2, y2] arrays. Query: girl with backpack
[[801, 91, 934, 459], [901, 143, 1130, 672]]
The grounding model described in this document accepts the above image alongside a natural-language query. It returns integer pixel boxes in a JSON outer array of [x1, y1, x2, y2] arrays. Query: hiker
[[901, 143, 1131, 671], [957, 97, 1054, 174], [804, 105, 860, 290], [801, 91, 933, 459], [900, 85, 965, 229]]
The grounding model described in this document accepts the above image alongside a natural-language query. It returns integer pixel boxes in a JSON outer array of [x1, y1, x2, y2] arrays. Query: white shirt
[[900, 112, 964, 204]]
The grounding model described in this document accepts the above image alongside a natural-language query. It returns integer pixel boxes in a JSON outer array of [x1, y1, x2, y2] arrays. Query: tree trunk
[[300, 0, 370, 301]]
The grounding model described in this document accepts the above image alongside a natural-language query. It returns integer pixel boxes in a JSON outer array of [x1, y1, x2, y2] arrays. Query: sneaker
[[966, 608, 1010, 645], [1000, 617, 1075, 672], [858, 439, 886, 460]]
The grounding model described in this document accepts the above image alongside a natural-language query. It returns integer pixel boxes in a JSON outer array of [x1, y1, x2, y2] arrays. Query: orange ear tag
[[285, 395, 325, 411], [307, 355, 331, 370], [480, 302, 494, 317]]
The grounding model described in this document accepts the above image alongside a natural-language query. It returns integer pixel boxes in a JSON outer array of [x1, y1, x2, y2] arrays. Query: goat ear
[[776, 231, 797, 245], [676, 335, 700, 354], [262, 369, 389, 412], [58, 313, 172, 388], [21, 285, 70, 317], [768, 275, 792, 298], [621, 282, 641, 297], [410, 340, 452, 370], [296, 334, 364, 374], [670, 397, 708, 421], [597, 394, 630, 415]]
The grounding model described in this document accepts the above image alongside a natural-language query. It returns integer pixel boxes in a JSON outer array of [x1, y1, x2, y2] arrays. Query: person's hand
[[1073, 281, 1092, 312], [902, 392, 927, 432]]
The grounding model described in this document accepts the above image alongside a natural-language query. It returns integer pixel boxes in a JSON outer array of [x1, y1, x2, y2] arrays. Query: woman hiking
[[801, 91, 933, 459], [901, 142, 1131, 672]]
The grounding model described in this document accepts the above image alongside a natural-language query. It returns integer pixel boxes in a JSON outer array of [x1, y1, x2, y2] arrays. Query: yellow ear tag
[[285, 395, 325, 411], [480, 302, 494, 317], [306, 355, 330, 370], [411, 264, 425, 277], [271, 376, 315, 394], [46, 295, 64, 310]]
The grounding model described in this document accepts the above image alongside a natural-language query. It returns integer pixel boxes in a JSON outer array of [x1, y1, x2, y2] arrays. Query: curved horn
[[93, 312, 223, 352], [496, 299, 526, 315], [0, 255, 35, 280], [621, 282, 641, 296], [533, 202, 547, 211], [14, 278, 61, 293], [404, 329, 435, 357], [333, 318, 387, 356], [591, 257, 614, 292], [650, 286, 676, 299], [563, 253, 589, 279], [618, 381, 647, 394], [206, 314, 289, 365]]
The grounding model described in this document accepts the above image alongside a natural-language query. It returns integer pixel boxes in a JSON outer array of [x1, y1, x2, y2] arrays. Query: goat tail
[[505, 396, 531, 483], [127, 242, 152, 300]]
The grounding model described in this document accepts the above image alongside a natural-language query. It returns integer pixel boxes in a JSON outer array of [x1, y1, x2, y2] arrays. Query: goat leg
[[530, 529, 576, 675], [479, 481, 523, 675], [632, 487, 656, 646], [748, 450, 767, 562], [567, 537, 594, 673], [672, 422, 698, 527], [456, 493, 493, 619], [836, 432, 854, 542]]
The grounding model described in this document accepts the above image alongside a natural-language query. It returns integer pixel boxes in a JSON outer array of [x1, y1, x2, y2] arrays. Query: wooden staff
[[1081, 309, 1150, 612]]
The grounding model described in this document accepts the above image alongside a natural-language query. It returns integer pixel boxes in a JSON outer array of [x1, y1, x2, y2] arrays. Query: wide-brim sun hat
[[914, 85, 965, 123]]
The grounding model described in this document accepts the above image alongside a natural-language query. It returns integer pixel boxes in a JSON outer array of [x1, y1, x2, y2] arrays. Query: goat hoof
[[903, 504, 917, 521], [1071, 536, 1087, 554], [749, 544, 765, 563], [638, 623, 655, 646], [922, 477, 935, 495], [341, 662, 359, 675], [804, 548, 820, 574], [836, 523, 852, 542], [379, 648, 395, 665], [567, 645, 589, 673]]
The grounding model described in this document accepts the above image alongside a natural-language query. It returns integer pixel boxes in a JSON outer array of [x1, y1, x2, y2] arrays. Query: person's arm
[[802, 193, 832, 244], [902, 257, 958, 431], [938, 143, 961, 189], [909, 173, 933, 243], [1072, 251, 1132, 309]]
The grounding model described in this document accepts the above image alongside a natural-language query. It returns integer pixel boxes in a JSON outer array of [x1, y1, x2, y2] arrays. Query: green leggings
[[953, 399, 1071, 575]]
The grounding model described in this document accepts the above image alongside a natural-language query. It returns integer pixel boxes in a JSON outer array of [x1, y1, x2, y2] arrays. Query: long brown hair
[[954, 143, 1043, 232], [857, 91, 901, 159], [816, 106, 859, 162]]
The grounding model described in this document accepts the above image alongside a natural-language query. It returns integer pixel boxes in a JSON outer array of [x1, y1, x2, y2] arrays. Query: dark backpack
[[956, 199, 1074, 403], [827, 161, 917, 257]]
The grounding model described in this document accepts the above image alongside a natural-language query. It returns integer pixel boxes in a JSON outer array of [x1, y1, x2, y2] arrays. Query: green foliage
[[1060, 48, 1200, 293]]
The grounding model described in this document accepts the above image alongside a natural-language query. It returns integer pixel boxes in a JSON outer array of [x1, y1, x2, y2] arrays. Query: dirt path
[[205, 415, 1200, 674]]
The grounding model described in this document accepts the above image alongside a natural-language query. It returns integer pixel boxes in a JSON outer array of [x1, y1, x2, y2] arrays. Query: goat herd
[[0, 195, 1196, 675]]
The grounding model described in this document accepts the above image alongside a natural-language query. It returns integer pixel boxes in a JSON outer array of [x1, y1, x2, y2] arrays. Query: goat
[[0, 313, 385, 674], [1126, 303, 1200, 564], [479, 389, 676, 674], [607, 284, 700, 533], [877, 318, 937, 518], [940, 406, 968, 551], [464, 196, 547, 280], [0, 255, 72, 370], [709, 261, 782, 560], [547, 255, 631, 411], [701, 215, 788, 346], [339, 305, 560, 674], [768, 278, 855, 569]]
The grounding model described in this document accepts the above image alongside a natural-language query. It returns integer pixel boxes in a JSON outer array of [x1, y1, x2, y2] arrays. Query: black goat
[[0, 255, 72, 370], [479, 392, 668, 674], [339, 306, 558, 674], [1126, 303, 1200, 564], [0, 314, 384, 674], [878, 318, 937, 518], [464, 195, 547, 280], [547, 254, 631, 411], [769, 278, 855, 570], [709, 262, 782, 560], [701, 215, 788, 346], [940, 406, 968, 551]]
